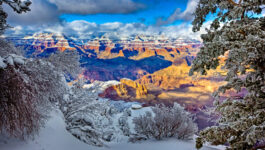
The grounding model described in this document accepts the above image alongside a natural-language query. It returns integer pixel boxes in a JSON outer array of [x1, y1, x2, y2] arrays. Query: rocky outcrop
[[120, 79, 148, 99], [100, 59, 227, 110], [99, 78, 149, 100], [137, 62, 192, 90]]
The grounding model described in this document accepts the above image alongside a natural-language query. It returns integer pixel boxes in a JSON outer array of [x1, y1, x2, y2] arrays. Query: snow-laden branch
[[0, 0, 31, 34], [2, 0, 31, 13]]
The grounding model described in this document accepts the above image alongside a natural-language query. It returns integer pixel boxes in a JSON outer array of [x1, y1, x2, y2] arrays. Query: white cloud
[[67, 21, 98, 32], [156, 0, 199, 26], [6, 20, 212, 41], [9, 26, 24, 35]]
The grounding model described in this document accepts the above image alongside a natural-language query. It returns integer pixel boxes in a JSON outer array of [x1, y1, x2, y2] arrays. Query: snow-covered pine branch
[[0, 0, 31, 34], [190, 0, 265, 149]]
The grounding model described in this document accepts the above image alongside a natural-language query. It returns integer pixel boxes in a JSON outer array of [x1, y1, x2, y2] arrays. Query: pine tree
[[190, 0, 265, 149]]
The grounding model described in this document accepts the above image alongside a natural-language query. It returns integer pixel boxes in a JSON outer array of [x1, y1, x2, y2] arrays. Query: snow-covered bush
[[62, 81, 120, 147], [24, 52, 80, 106], [0, 39, 22, 56], [0, 39, 80, 139], [132, 103, 198, 141], [118, 109, 132, 137], [0, 56, 45, 139], [24, 59, 69, 105], [45, 51, 81, 81]]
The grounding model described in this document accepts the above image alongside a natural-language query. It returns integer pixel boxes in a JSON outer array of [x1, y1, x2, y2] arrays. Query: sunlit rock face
[[99, 78, 150, 100], [99, 60, 226, 108]]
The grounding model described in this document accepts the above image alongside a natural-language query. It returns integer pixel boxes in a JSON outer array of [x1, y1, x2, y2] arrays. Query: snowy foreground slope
[[0, 109, 224, 150], [0, 81, 225, 150]]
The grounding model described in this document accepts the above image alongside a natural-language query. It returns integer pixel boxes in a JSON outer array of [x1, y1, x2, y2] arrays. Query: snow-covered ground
[[0, 80, 225, 150], [0, 109, 224, 150]]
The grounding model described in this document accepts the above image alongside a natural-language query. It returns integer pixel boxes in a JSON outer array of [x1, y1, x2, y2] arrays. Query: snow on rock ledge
[[131, 104, 143, 110], [0, 54, 25, 69], [83, 80, 120, 94]]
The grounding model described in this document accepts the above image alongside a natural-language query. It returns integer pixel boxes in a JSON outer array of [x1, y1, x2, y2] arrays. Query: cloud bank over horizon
[[6, 20, 210, 41], [3, 0, 208, 40]]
